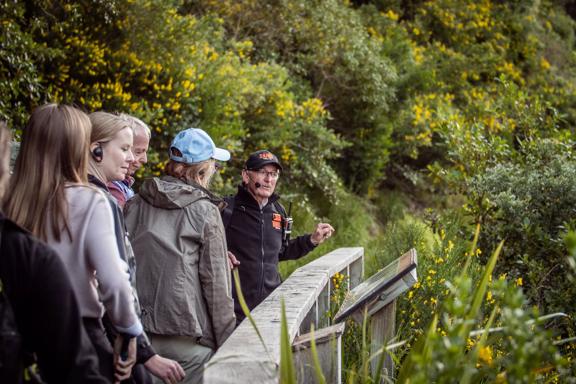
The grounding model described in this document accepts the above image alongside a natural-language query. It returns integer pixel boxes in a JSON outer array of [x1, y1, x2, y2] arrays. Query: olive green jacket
[[125, 176, 235, 349]]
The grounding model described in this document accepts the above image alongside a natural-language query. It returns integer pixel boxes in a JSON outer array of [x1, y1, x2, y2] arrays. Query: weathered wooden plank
[[370, 301, 396, 380], [349, 257, 364, 289], [293, 322, 346, 384], [300, 247, 364, 275], [204, 360, 278, 384]]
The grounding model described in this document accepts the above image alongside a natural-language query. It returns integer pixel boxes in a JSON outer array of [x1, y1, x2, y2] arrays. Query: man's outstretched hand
[[310, 223, 335, 246]]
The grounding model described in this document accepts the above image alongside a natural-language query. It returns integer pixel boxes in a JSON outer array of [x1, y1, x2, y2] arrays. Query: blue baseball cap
[[169, 128, 230, 164]]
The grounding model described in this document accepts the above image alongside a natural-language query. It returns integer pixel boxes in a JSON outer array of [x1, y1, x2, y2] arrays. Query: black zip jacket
[[0, 213, 109, 383], [222, 186, 316, 322]]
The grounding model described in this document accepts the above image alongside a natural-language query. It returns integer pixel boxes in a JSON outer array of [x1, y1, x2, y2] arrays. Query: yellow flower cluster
[[332, 272, 345, 290], [496, 61, 523, 82], [366, 27, 384, 43], [382, 10, 399, 21], [421, 0, 496, 45], [478, 345, 494, 366]]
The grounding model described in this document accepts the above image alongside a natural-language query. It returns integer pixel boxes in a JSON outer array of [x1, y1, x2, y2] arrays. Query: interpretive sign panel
[[334, 249, 417, 323]]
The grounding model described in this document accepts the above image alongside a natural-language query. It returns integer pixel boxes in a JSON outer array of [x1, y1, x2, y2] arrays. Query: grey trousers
[[149, 334, 214, 384]]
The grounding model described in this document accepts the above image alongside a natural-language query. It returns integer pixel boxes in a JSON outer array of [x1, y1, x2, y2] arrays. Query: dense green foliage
[[3, 0, 576, 380], [398, 237, 572, 384], [468, 140, 576, 315]]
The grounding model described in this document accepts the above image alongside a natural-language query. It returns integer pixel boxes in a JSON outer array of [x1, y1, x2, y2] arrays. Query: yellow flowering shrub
[[2, 0, 345, 200]]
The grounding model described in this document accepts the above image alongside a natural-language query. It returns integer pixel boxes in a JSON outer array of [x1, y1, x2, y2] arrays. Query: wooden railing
[[204, 247, 364, 384]]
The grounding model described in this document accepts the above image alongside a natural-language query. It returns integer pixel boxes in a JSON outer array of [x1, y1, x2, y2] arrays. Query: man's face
[[128, 127, 150, 175], [242, 164, 280, 204]]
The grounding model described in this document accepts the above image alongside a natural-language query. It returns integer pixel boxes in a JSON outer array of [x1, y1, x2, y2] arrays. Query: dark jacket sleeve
[[1, 223, 109, 384], [136, 332, 156, 364], [278, 234, 317, 261]]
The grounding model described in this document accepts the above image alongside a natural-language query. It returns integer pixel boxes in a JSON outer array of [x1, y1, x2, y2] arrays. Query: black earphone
[[91, 143, 103, 163], [244, 169, 261, 188]]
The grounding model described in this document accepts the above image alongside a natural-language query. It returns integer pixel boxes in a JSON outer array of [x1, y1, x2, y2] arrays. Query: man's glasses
[[251, 169, 280, 179]]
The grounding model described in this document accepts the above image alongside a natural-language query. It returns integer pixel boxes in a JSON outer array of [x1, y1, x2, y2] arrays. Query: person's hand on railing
[[227, 251, 241, 270], [310, 223, 335, 246]]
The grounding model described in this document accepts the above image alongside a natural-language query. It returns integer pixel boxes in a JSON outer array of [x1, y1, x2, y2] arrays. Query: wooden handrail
[[204, 247, 364, 384]]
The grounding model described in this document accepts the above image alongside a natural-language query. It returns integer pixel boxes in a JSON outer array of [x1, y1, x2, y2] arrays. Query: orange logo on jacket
[[272, 213, 282, 230]]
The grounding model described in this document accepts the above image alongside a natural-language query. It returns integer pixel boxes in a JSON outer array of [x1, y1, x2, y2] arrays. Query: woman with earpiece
[[4, 104, 143, 382], [87, 112, 136, 283], [88, 112, 186, 384], [124, 128, 236, 384]]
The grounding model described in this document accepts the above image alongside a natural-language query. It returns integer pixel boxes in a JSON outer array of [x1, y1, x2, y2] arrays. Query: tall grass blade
[[346, 364, 357, 384], [371, 340, 388, 384], [467, 240, 503, 323], [309, 325, 327, 384], [396, 314, 439, 383], [232, 269, 269, 356], [460, 223, 481, 277], [280, 298, 296, 384], [468, 312, 568, 337], [370, 340, 405, 383]]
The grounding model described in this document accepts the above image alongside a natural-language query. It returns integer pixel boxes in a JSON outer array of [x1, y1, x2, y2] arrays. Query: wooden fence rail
[[204, 247, 364, 384]]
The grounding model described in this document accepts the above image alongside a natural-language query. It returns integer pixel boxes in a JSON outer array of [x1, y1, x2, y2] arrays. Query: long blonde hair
[[4, 104, 91, 241], [165, 159, 215, 189], [88, 111, 134, 183]]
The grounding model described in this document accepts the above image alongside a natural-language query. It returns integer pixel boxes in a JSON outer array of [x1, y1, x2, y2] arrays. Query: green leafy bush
[[399, 239, 570, 383], [191, 0, 398, 194], [1, 0, 346, 203], [467, 139, 576, 315]]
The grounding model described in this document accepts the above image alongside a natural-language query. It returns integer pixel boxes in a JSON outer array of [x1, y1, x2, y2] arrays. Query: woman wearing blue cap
[[124, 128, 235, 384]]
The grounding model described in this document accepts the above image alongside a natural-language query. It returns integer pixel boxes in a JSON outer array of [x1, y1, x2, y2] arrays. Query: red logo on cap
[[259, 152, 274, 160]]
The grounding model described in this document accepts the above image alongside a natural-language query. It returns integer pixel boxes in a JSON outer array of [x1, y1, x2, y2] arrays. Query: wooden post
[[299, 301, 317, 335], [293, 322, 346, 384], [349, 257, 363, 289], [369, 300, 396, 380], [318, 281, 330, 328]]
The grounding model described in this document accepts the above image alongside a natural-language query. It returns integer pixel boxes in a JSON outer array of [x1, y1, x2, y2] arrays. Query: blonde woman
[[88, 112, 136, 282], [88, 112, 185, 383], [4, 104, 142, 381], [125, 128, 235, 384]]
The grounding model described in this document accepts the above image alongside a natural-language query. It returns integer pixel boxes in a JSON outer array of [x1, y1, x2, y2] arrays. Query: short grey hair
[[118, 113, 151, 138]]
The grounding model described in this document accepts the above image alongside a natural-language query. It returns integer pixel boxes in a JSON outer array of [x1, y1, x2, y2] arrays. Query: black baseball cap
[[244, 150, 283, 171]]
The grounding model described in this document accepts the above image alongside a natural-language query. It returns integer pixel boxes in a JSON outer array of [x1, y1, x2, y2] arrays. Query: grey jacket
[[125, 176, 235, 349]]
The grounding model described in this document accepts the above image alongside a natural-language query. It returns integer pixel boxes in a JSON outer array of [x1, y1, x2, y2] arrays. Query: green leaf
[[232, 268, 269, 356], [309, 324, 327, 384], [279, 298, 296, 384]]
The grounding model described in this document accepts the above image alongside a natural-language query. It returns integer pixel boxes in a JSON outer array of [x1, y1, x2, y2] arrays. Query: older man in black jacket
[[222, 150, 334, 323]]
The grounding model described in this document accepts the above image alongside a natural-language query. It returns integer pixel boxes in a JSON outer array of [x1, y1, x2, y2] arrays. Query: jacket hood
[[140, 176, 222, 209]]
